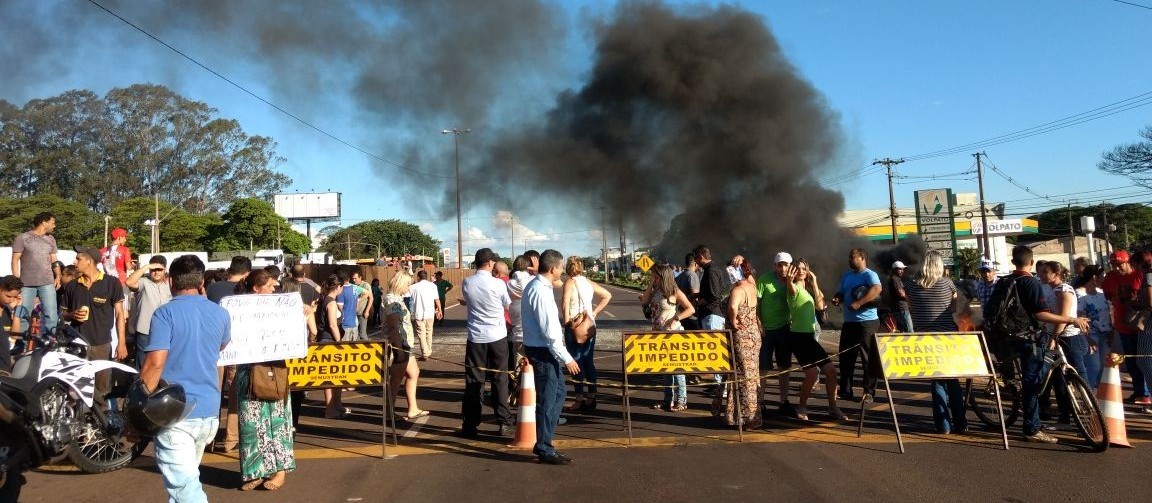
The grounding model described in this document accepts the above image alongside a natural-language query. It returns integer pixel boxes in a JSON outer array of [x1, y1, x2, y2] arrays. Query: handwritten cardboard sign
[[217, 293, 309, 366]]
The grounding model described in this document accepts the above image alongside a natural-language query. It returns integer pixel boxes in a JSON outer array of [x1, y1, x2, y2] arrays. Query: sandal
[[263, 472, 285, 491], [669, 403, 688, 412], [828, 407, 847, 422], [325, 407, 351, 419], [794, 406, 809, 421], [405, 410, 431, 420], [240, 478, 265, 491]]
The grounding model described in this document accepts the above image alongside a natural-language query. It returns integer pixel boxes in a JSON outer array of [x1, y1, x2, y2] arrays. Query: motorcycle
[[0, 326, 139, 475]]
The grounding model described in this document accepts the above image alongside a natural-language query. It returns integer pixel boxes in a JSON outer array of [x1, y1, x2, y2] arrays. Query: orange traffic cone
[[509, 358, 537, 449], [1098, 356, 1132, 448]]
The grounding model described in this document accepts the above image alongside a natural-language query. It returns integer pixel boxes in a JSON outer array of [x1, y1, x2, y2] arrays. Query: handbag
[[249, 360, 289, 401], [566, 279, 596, 344], [1124, 308, 1150, 332]]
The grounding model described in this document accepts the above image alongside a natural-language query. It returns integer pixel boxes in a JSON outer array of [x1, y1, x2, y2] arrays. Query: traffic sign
[[623, 331, 732, 373], [914, 188, 957, 266], [635, 254, 655, 272], [288, 342, 386, 389], [876, 332, 991, 378]]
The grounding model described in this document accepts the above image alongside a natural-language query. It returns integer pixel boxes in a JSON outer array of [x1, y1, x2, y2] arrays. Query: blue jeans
[[564, 329, 597, 394], [703, 315, 726, 385], [930, 379, 967, 433], [525, 347, 564, 459], [135, 333, 150, 370], [19, 284, 57, 334], [663, 374, 687, 404], [1084, 331, 1111, 389], [894, 309, 913, 333], [154, 417, 219, 503], [1017, 335, 1050, 436], [1120, 335, 1148, 396]]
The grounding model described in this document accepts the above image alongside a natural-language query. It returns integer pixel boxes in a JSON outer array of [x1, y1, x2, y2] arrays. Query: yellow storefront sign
[[288, 342, 386, 389], [876, 332, 991, 379], [623, 331, 732, 374]]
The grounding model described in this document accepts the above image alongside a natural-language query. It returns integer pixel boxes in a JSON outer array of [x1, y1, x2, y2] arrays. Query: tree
[[0, 85, 292, 214], [319, 220, 440, 260], [1022, 203, 1152, 251], [205, 198, 310, 255], [1099, 126, 1152, 188], [107, 197, 221, 253], [0, 195, 102, 249], [953, 247, 982, 279]]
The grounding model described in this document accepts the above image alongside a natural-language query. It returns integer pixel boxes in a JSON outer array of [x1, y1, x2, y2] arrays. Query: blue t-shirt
[[144, 295, 231, 420], [337, 285, 358, 328], [838, 268, 881, 322]]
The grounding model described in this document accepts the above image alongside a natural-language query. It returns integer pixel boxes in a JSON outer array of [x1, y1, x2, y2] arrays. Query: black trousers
[[461, 338, 513, 431], [838, 320, 882, 396]]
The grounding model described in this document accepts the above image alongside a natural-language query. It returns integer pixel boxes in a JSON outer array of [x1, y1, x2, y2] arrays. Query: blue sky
[[4, 1, 1151, 258]]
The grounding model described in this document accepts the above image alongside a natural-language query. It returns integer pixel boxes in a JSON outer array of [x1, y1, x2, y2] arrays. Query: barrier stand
[[621, 330, 737, 445], [286, 341, 395, 460], [858, 331, 1007, 453]]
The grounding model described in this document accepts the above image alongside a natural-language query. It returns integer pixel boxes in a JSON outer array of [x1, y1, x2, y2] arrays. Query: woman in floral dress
[[719, 261, 762, 429], [237, 269, 295, 491]]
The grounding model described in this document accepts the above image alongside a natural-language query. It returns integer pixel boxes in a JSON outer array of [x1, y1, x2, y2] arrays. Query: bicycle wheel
[[1064, 371, 1109, 452], [967, 376, 1020, 428]]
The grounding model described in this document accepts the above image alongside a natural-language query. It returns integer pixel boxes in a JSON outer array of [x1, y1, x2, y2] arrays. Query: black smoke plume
[[476, 2, 865, 274]]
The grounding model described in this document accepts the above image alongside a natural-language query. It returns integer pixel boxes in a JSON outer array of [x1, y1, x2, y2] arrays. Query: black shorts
[[786, 331, 830, 367]]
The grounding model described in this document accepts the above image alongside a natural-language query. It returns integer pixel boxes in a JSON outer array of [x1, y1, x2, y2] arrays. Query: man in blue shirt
[[521, 249, 579, 465], [458, 248, 514, 438], [336, 270, 367, 341], [831, 248, 882, 401], [140, 255, 231, 503]]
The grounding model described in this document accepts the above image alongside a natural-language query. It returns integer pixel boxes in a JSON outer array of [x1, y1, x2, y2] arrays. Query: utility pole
[[441, 128, 471, 268], [510, 215, 515, 259], [1101, 203, 1112, 256], [618, 215, 627, 273], [601, 207, 609, 281], [346, 233, 351, 260], [873, 158, 905, 244], [973, 152, 991, 259], [1125, 222, 1131, 250], [1068, 204, 1077, 256]]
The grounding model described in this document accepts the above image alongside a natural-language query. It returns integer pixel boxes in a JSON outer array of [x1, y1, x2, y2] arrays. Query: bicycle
[[967, 337, 1108, 451]]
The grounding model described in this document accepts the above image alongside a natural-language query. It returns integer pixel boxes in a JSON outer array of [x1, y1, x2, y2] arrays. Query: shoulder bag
[[566, 279, 596, 344], [250, 360, 289, 401]]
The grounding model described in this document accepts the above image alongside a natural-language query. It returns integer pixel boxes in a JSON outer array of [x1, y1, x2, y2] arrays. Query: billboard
[[274, 192, 341, 220]]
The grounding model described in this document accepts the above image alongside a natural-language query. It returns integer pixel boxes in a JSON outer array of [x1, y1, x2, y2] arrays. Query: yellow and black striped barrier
[[876, 332, 991, 379], [623, 331, 732, 374], [287, 342, 387, 389]]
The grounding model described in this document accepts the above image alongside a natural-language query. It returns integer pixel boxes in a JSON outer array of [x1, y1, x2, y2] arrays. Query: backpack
[[984, 275, 1040, 342]]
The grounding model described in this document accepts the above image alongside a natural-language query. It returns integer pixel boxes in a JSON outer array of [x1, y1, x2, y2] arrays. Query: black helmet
[[125, 380, 193, 436]]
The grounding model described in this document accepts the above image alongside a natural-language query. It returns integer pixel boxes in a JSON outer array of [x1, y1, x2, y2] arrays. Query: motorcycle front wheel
[[65, 407, 135, 474]]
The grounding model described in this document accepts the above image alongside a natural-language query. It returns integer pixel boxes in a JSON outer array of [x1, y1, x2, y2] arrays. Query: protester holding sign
[[234, 270, 296, 492], [903, 250, 967, 435]]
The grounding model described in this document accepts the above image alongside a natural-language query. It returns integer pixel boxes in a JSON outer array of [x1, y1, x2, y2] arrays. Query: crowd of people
[[8, 210, 1152, 497]]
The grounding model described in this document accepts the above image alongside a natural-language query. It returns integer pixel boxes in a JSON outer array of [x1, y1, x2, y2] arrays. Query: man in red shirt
[[1100, 250, 1149, 403], [101, 227, 132, 286]]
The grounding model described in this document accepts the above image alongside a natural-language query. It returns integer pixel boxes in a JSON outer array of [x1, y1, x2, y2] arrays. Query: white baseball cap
[[979, 259, 995, 271], [892, 260, 907, 270], [774, 252, 793, 264]]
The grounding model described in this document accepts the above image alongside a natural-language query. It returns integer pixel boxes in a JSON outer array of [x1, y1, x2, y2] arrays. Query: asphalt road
[[19, 282, 1152, 503]]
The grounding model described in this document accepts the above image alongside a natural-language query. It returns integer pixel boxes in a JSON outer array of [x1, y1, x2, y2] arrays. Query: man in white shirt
[[409, 270, 442, 360], [522, 249, 579, 465], [457, 248, 514, 438]]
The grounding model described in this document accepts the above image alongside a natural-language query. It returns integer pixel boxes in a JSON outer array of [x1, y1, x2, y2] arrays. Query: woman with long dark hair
[[640, 263, 695, 411], [236, 270, 295, 491]]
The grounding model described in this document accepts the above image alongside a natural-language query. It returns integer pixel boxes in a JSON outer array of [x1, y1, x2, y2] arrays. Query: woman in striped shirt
[[904, 250, 967, 434]]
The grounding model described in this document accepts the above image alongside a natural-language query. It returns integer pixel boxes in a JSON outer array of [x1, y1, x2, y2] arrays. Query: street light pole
[[442, 128, 471, 268]]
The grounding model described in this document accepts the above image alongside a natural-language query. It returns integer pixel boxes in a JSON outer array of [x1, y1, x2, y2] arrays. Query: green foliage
[[319, 220, 440, 260], [1023, 203, 1152, 250], [0, 84, 291, 214], [953, 247, 982, 279], [205, 198, 310, 255], [1099, 126, 1152, 188], [0, 194, 103, 249]]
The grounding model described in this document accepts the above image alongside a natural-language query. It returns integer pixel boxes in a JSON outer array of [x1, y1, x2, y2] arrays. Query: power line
[[901, 90, 1152, 162], [1109, 0, 1152, 11], [84, 0, 451, 179]]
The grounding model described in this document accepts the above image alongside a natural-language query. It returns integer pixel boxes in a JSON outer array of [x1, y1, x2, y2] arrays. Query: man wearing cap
[[757, 252, 798, 415], [11, 211, 58, 335], [60, 246, 128, 408], [886, 261, 912, 333], [102, 227, 132, 286], [1102, 250, 1150, 403], [973, 259, 998, 307], [457, 248, 514, 438]]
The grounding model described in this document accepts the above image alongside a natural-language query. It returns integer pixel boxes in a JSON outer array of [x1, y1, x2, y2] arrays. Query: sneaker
[[539, 453, 573, 465], [557, 417, 568, 426], [1135, 396, 1152, 406], [837, 390, 855, 402], [1023, 431, 1059, 444]]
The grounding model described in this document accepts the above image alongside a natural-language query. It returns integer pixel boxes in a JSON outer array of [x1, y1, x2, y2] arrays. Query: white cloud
[[419, 222, 436, 234], [465, 226, 495, 247]]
